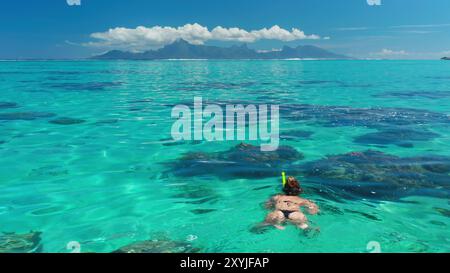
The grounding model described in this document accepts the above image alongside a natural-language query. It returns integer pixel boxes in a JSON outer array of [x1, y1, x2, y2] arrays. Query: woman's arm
[[300, 199, 319, 215], [264, 195, 277, 209]]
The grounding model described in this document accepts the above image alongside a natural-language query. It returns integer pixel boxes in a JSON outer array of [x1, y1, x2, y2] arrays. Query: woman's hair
[[283, 176, 303, 196]]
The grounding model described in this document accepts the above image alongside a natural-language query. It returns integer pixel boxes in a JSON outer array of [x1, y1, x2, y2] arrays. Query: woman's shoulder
[[272, 194, 282, 200]]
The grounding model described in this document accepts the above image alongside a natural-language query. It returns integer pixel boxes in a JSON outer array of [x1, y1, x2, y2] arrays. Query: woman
[[263, 176, 319, 230]]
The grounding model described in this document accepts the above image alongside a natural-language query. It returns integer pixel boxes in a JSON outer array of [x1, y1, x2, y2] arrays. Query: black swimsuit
[[281, 210, 296, 219], [280, 200, 297, 218]]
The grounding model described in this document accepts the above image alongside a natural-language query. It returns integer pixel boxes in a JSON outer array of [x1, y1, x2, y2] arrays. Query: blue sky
[[1, 0, 450, 59]]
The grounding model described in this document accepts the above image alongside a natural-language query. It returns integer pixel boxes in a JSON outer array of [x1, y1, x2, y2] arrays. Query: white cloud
[[390, 23, 450, 29], [367, 0, 381, 6], [87, 23, 322, 51], [67, 0, 81, 6]]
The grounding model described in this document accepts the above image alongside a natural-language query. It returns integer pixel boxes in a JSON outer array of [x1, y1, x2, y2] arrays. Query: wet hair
[[283, 176, 303, 196]]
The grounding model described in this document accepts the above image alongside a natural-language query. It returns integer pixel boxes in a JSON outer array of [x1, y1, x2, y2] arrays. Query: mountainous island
[[442, 57, 450, 60], [92, 39, 350, 60]]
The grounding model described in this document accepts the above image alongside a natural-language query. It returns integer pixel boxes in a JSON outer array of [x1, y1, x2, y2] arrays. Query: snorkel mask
[[282, 172, 287, 187]]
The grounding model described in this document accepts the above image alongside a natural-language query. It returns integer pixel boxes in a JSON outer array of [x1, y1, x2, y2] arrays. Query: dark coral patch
[[113, 238, 200, 253], [299, 150, 450, 200], [49, 117, 86, 125], [168, 143, 304, 179], [46, 81, 123, 91], [354, 128, 440, 147], [281, 104, 449, 129], [191, 209, 217, 214], [0, 231, 42, 253], [252, 185, 273, 191], [280, 130, 314, 141], [429, 220, 446, 226], [433, 207, 450, 217], [159, 138, 202, 146], [0, 102, 18, 109], [95, 119, 119, 125], [0, 112, 56, 121]]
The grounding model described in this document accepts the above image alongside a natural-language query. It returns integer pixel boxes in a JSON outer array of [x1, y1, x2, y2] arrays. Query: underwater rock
[[45, 76, 79, 81], [113, 238, 200, 253], [162, 99, 263, 110], [0, 231, 42, 253], [0, 102, 18, 109], [433, 207, 450, 217], [225, 143, 303, 163], [0, 112, 56, 121], [252, 185, 273, 191], [280, 130, 314, 141], [95, 118, 119, 125], [281, 104, 450, 129], [46, 81, 123, 91], [49, 117, 86, 125], [299, 150, 450, 200], [28, 165, 69, 177], [168, 143, 304, 179], [429, 220, 446, 226], [159, 137, 202, 147], [48, 71, 82, 75], [397, 143, 414, 148], [128, 107, 144, 112], [354, 128, 440, 147], [190, 209, 217, 214], [375, 91, 450, 99]]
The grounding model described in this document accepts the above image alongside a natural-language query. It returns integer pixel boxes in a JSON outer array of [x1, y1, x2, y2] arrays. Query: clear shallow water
[[0, 60, 449, 253]]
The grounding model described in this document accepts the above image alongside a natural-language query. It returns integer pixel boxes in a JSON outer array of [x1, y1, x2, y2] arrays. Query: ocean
[[0, 60, 449, 253]]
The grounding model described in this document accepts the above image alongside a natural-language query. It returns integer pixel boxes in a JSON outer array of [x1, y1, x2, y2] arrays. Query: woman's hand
[[264, 195, 276, 209], [306, 202, 319, 215], [264, 200, 274, 209]]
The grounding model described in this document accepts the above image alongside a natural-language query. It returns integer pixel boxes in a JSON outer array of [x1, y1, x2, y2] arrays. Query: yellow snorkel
[[282, 172, 287, 187]]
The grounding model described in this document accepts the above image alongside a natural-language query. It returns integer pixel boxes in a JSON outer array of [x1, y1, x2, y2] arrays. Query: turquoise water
[[0, 60, 449, 253]]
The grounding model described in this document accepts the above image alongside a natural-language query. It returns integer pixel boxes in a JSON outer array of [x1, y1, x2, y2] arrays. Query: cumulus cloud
[[67, 0, 81, 6], [86, 23, 322, 51], [367, 0, 381, 6]]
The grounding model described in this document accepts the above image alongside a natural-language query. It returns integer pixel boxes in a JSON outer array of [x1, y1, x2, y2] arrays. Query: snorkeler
[[263, 176, 319, 230]]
